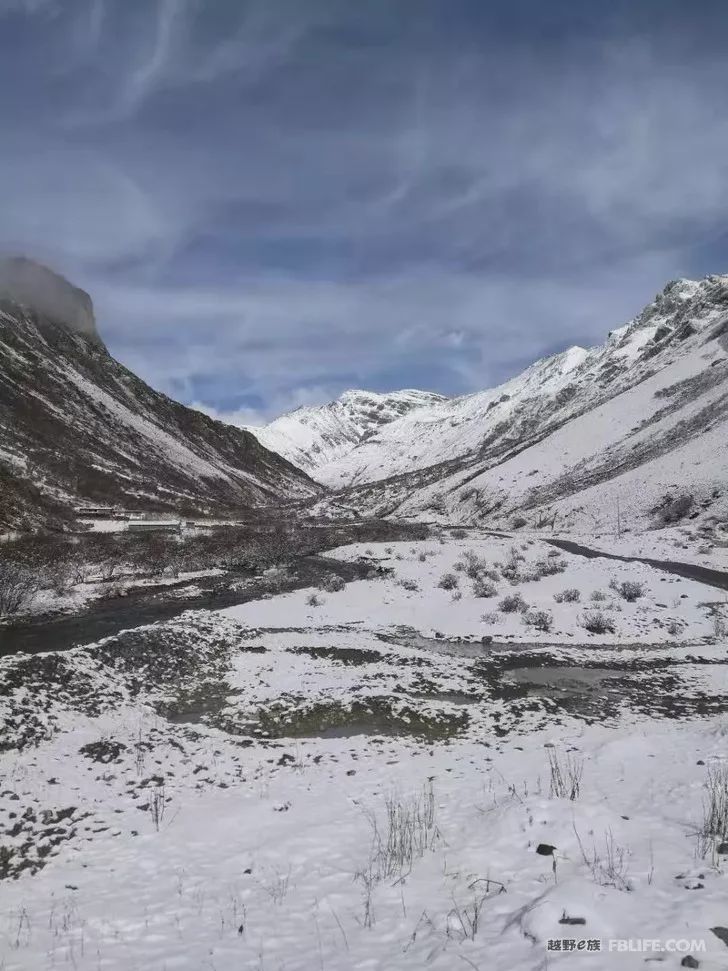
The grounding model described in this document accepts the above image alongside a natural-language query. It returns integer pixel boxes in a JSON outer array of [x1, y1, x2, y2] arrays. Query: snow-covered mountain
[[0, 260, 321, 531], [247, 389, 446, 476], [314, 275, 728, 532]]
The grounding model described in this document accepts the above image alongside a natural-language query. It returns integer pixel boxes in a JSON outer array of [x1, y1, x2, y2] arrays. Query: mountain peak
[[0, 256, 100, 342], [248, 388, 447, 475]]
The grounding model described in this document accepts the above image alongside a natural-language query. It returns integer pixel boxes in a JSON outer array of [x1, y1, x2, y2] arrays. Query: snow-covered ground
[[1, 537, 728, 970], [223, 535, 725, 645]]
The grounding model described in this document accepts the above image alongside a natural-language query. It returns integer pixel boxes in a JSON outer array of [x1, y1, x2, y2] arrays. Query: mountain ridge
[[247, 388, 447, 476], [306, 273, 728, 533], [0, 264, 321, 531]]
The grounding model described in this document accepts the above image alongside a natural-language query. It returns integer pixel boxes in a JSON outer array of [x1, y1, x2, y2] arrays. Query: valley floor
[[1, 531, 727, 970]]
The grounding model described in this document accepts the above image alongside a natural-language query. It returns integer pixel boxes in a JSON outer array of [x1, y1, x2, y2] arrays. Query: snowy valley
[[1, 267, 728, 971]]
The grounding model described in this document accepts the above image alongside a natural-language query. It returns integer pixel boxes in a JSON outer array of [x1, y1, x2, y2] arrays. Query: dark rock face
[[0, 257, 99, 342]]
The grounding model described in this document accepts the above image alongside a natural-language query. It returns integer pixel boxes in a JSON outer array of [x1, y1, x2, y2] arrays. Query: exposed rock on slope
[[248, 389, 446, 476], [0, 266, 321, 531]]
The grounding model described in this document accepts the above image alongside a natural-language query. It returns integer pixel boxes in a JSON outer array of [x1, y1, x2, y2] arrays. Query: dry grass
[[696, 763, 728, 858], [547, 748, 583, 800], [573, 826, 632, 891]]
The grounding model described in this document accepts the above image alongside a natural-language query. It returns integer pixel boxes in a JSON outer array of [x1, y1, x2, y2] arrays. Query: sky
[[1, 0, 728, 425]]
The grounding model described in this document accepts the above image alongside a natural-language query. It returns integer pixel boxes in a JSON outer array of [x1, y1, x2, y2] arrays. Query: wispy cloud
[[1, 0, 727, 420]]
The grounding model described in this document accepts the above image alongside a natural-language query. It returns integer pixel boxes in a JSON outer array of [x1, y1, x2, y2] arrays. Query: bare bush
[[499, 593, 528, 613], [611, 579, 645, 602], [0, 562, 39, 617], [519, 563, 545, 582], [523, 609, 553, 632], [320, 574, 345, 593], [655, 493, 693, 524], [460, 550, 486, 579], [69, 557, 92, 585], [506, 545, 525, 568], [554, 588, 581, 603], [398, 578, 419, 592], [472, 578, 498, 598], [99, 559, 120, 582], [580, 609, 616, 634], [306, 592, 323, 607], [438, 572, 459, 591], [45, 562, 74, 597], [548, 749, 583, 800], [536, 557, 567, 576], [590, 590, 607, 602], [500, 546, 525, 583]]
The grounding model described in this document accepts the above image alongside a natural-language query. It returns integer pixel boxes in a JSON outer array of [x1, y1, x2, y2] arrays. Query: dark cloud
[[1, 0, 728, 420]]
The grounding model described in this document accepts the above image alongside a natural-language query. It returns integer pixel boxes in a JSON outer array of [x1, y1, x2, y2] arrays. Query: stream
[[0, 555, 372, 657]]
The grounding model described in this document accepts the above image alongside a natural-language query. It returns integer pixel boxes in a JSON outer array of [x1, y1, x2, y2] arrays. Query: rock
[[711, 927, 728, 947], [681, 956, 700, 968], [481, 635, 493, 646], [536, 843, 556, 856], [79, 740, 127, 764], [717, 842, 728, 855]]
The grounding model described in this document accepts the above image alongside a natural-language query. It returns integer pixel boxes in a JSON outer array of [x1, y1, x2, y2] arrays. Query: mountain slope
[[248, 389, 446, 476], [0, 261, 321, 531], [316, 275, 728, 533]]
